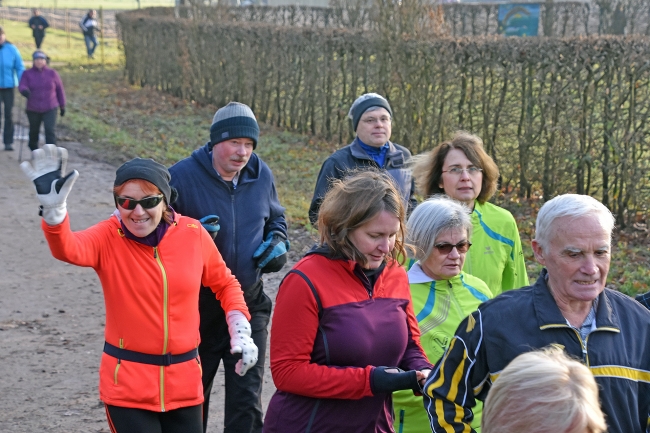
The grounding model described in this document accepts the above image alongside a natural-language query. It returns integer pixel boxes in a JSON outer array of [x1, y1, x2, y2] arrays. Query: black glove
[[20, 89, 30, 98], [253, 231, 290, 274], [60, 108, 65, 117], [370, 366, 420, 394]]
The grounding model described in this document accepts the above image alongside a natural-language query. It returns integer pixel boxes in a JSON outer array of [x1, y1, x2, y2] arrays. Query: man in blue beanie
[[308, 92, 416, 226], [169, 102, 288, 433]]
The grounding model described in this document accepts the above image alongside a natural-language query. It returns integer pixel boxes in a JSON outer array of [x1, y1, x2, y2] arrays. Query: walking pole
[[17, 93, 25, 163], [12, 93, 23, 164]]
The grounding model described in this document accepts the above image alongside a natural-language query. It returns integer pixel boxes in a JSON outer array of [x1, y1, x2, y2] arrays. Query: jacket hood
[[304, 243, 342, 261], [305, 243, 398, 273], [189, 142, 261, 184], [407, 261, 465, 285], [349, 138, 404, 164]]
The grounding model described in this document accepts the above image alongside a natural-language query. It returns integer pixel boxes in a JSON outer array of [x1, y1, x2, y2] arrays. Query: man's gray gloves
[[253, 231, 290, 273], [199, 215, 220, 240], [20, 143, 79, 226], [370, 366, 420, 394], [226, 310, 259, 376]]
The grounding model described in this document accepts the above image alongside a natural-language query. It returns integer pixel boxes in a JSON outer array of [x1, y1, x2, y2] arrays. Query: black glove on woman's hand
[[20, 89, 30, 98], [370, 366, 420, 394], [60, 108, 65, 117]]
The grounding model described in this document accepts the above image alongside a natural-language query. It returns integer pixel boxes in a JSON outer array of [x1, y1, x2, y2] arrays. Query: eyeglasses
[[115, 195, 164, 210], [442, 167, 483, 176], [361, 116, 391, 125], [434, 241, 472, 254]]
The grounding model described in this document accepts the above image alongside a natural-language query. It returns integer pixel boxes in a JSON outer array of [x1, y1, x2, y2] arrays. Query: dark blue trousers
[[0, 88, 14, 146], [198, 281, 271, 433]]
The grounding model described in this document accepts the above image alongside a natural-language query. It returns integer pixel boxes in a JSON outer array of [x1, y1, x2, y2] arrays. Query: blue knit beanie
[[209, 102, 260, 150]]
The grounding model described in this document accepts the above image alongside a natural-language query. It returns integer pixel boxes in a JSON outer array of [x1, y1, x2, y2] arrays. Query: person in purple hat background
[[18, 50, 66, 151]]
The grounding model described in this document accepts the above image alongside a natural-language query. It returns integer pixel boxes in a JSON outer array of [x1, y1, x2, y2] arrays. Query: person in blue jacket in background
[[169, 102, 289, 433], [0, 26, 25, 151]]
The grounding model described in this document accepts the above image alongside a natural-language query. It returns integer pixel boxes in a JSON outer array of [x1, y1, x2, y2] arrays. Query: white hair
[[347, 93, 389, 119], [482, 347, 607, 433], [406, 196, 472, 262], [535, 194, 615, 251]]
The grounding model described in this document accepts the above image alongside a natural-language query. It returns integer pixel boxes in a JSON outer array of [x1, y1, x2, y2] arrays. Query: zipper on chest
[[447, 280, 465, 318], [153, 246, 170, 411]]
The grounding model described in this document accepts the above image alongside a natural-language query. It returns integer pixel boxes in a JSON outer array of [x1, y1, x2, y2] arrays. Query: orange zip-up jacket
[[42, 213, 250, 412]]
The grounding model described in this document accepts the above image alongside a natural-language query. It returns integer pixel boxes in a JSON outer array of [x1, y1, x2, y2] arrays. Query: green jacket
[[464, 200, 528, 295], [393, 264, 493, 433]]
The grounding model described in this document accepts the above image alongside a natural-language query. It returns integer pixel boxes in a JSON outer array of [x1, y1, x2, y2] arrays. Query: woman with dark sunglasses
[[20, 144, 257, 433], [392, 196, 493, 433], [413, 131, 529, 296]]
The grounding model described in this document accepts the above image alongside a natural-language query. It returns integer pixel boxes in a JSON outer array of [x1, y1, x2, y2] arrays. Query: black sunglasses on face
[[115, 195, 164, 210], [434, 241, 472, 255]]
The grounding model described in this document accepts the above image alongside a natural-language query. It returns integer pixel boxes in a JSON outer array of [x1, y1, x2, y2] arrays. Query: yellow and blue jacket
[[423, 269, 650, 433], [393, 265, 492, 433], [464, 200, 528, 295]]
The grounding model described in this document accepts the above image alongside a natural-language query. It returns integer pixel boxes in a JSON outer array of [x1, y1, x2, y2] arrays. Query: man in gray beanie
[[308, 92, 416, 226], [169, 102, 288, 433]]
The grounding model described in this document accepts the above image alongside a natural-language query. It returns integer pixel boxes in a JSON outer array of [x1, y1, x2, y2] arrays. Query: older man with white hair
[[308, 93, 416, 226], [423, 193, 650, 433]]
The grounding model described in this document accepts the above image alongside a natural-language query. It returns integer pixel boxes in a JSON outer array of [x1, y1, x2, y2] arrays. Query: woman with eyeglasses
[[20, 144, 257, 433], [393, 196, 493, 433], [264, 170, 432, 433], [413, 131, 528, 296]]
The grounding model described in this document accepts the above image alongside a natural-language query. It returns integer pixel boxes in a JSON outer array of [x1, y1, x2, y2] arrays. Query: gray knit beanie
[[209, 102, 260, 150], [348, 93, 393, 132]]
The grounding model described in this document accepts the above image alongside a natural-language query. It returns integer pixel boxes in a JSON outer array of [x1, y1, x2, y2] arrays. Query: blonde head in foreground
[[482, 347, 606, 433]]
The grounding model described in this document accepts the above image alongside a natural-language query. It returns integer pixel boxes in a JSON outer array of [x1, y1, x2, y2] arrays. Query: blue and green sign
[[497, 3, 540, 37]]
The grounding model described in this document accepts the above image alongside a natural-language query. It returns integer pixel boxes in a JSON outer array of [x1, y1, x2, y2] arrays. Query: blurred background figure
[[0, 26, 25, 151], [393, 196, 492, 433], [413, 131, 528, 295], [265, 170, 432, 432], [482, 347, 607, 433], [79, 9, 100, 59], [19, 50, 65, 151], [635, 290, 650, 311], [28, 9, 49, 49]]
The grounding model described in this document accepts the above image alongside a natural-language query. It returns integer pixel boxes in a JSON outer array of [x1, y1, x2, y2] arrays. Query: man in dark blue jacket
[[169, 102, 288, 433], [423, 194, 650, 433], [308, 92, 416, 226], [28, 9, 49, 49]]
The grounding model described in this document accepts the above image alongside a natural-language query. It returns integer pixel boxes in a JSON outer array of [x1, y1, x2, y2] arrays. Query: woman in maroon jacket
[[264, 170, 432, 433], [18, 50, 65, 151]]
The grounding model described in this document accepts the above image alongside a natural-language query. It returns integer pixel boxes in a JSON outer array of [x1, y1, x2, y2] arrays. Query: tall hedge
[[117, 8, 650, 225]]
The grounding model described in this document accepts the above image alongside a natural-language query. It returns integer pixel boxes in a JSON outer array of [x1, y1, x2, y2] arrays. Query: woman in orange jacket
[[20, 144, 258, 433]]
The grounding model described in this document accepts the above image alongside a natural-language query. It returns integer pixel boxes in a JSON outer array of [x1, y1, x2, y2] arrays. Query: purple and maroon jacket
[[264, 249, 432, 433], [18, 66, 65, 113]]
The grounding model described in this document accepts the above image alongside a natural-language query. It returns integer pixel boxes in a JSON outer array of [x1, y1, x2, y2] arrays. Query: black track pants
[[105, 404, 202, 433]]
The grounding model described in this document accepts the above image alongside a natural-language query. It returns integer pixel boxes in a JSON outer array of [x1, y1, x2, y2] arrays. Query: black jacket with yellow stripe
[[423, 269, 650, 433]]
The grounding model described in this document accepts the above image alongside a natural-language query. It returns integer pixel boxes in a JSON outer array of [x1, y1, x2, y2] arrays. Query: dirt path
[[0, 141, 314, 432]]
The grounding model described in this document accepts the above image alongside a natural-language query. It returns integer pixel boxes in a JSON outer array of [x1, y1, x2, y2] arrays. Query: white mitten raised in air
[[20, 143, 79, 226]]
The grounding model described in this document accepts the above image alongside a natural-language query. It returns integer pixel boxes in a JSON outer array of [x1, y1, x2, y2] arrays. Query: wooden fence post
[[100, 6, 105, 66], [65, 9, 70, 48]]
